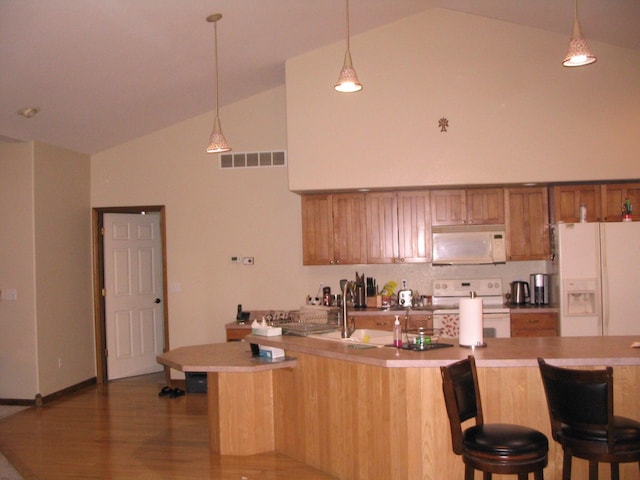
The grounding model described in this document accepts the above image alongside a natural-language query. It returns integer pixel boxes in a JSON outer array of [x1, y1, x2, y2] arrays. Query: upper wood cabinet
[[550, 185, 601, 223], [301, 193, 367, 265], [551, 183, 640, 223], [431, 188, 504, 226], [504, 187, 550, 261], [600, 183, 640, 222], [366, 191, 431, 264]]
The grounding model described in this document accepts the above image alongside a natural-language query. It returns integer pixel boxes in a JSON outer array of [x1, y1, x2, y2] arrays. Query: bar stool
[[441, 356, 548, 480], [537, 358, 640, 480]]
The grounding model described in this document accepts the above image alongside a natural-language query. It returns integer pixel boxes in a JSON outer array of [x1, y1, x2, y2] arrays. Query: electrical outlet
[[401, 279, 408, 289], [58, 357, 63, 368], [242, 257, 254, 265]]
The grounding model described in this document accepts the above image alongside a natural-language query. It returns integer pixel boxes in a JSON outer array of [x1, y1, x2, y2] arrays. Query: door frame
[[92, 206, 170, 384]]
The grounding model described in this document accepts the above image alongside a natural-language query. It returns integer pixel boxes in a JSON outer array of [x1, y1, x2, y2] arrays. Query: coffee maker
[[529, 273, 550, 305]]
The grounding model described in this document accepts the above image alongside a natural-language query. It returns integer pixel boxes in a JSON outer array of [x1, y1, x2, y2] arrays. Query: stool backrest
[[537, 358, 614, 447], [441, 355, 484, 454]]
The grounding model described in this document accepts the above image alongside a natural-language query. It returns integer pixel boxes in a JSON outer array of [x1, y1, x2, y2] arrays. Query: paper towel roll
[[459, 297, 484, 347]]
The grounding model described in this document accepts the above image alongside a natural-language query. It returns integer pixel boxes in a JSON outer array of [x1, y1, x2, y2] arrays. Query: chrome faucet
[[341, 281, 356, 339]]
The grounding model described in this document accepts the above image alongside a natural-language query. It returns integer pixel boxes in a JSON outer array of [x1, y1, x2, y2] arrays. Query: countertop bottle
[[393, 315, 403, 348]]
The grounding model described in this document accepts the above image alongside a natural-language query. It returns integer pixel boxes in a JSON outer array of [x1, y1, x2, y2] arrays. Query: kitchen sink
[[309, 329, 395, 347]]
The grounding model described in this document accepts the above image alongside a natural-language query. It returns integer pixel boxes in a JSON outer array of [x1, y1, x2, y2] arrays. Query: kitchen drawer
[[352, 315, 396, 331], [511, 312, 558, 337], [225, 323, 251, 341], [351, 313, 433, 332]]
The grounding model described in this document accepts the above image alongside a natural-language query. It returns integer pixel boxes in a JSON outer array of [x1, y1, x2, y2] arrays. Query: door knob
[[155, 298, 162, 304]]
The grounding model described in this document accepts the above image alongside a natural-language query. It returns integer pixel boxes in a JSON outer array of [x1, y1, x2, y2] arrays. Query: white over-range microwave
[[432, 225, 507, 265]]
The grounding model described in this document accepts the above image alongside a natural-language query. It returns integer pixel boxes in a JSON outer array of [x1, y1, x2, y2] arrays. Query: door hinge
[[104, 348, 108, 358], [100, 226, 105, 235], [101, 288, 106, 297]]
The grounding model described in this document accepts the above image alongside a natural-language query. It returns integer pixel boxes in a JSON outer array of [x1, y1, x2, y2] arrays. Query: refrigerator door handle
[[600, 227, 608, 336]]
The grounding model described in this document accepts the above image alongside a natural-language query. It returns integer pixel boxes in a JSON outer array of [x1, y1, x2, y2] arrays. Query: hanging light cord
[[345, 0, 351, 54], [213, 20, 220, 119]]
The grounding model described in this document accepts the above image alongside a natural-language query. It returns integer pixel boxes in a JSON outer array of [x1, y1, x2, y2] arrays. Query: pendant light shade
[[206, 13, 231, 154], [562, 0, 596, 67], [335, 0, 362, 93]]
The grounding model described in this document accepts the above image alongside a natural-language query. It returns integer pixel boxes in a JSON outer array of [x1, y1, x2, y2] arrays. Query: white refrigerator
[[553, 222, 640, 336]]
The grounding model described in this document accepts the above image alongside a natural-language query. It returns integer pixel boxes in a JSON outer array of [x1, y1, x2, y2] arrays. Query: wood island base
[[158, 336, 640, 480]]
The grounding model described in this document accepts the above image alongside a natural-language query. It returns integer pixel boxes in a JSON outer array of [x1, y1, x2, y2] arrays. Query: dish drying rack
[[272, 307, 340, 336]]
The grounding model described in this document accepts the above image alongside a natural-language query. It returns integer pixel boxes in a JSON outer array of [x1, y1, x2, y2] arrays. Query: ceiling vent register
[[220, 151, 287, 169]]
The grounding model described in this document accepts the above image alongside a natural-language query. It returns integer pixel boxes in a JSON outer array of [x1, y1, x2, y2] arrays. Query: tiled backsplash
[[302, 260, 551, 304]]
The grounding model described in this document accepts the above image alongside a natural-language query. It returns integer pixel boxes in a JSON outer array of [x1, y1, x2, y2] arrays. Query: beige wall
[[0, 142, 38, 399], [10, 9, 637, 389], [286, 9, 640, 191], [34, 142, 94, 395], [91, 86, 548, 352], [0, 141, 92, 400]]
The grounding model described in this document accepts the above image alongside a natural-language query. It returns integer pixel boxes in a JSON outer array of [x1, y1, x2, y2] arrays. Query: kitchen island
[[159, 336, 640, 480]]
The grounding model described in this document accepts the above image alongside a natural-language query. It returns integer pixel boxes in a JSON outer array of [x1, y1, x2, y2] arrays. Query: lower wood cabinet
[[510, 312, 558, 337], [225, 322, 251, 341]]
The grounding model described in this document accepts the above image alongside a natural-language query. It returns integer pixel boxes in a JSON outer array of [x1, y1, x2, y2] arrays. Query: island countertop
[[157, 335, 640, 478], [246, 333, 640, 368], [157, 341, 296, 372]]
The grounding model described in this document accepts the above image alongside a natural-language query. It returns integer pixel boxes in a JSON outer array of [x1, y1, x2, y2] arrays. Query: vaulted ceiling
[[1, 0, 638, 154]]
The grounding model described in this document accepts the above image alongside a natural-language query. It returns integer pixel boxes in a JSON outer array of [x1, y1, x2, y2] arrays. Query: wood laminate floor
[[0, 373, 338, 479]]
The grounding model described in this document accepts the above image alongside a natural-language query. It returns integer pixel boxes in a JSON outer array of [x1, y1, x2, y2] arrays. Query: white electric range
[[431, 278, 511, 338]]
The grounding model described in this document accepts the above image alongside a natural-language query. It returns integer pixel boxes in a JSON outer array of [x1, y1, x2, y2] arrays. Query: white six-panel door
[[103, 213, 164, 380]]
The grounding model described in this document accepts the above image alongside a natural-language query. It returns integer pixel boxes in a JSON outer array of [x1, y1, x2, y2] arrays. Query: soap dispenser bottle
[[393, 315, 403, 348]]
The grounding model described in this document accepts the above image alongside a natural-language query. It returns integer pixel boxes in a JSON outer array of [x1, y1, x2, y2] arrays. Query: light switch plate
[[1, 288, 18, 301]]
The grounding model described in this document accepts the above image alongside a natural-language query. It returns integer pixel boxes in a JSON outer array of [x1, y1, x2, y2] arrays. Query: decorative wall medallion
[[439, 117, 449, 132]]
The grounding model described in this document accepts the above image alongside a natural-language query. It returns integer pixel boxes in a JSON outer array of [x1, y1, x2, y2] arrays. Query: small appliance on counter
[[397, 289, 413, 308], [509, 281, 530, 305], [529, 273, 550, 305], [236, 304, 250, 324]]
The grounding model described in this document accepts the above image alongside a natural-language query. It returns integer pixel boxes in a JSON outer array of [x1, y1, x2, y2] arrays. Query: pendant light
[[562, 0, 596, 67], [206, 13, 231, 153], [334, 0, 362, 93]]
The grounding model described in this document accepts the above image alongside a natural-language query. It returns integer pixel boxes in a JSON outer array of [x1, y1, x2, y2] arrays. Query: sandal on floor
[[158, 386, 173, 397], [169, 388, 185, 398]]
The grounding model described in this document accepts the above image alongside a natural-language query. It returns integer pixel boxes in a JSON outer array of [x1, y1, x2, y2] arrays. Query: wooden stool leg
[[517, 473, 528, 480], [534, 469, 544, 480], [610, 462, 619, 480], [464, 464, 474, 480], [588, 460, 598, 480], [562, 452, 572, 480]]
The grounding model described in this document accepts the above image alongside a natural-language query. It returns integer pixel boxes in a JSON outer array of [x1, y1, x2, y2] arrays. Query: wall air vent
[[220, 151, 287, 169]]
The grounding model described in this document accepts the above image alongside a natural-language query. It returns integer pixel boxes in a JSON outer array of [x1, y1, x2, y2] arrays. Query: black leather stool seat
[[465, 424, 549, 456], [563, 416, 640, 444], [538, 358, 640, 480], [442, 356, 548, 479]]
